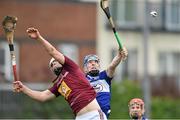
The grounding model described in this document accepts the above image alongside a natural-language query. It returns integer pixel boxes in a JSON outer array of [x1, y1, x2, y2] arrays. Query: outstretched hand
[[13, 81, 24, 93], [26, 27, 41, 39], [119, 47, 128, 61]]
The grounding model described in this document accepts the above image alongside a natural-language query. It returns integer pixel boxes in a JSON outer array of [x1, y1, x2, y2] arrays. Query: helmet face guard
[[83, 54, 100, 76], [49, 58, 63, 76], [128, 98, 145, 119], [49, 57, 56, 68], [53, 66, 63, 76]]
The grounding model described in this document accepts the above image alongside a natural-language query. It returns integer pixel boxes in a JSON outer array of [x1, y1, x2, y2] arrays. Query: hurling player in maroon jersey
[[13, 27, 107, 120]]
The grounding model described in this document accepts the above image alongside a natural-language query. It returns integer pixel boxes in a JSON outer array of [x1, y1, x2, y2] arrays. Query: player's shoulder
[[99, 70, 107, 76], [99, 70, 112, 79]]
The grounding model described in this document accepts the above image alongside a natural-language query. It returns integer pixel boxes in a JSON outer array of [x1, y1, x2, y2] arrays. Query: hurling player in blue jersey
[[83, 47, 128, 118]]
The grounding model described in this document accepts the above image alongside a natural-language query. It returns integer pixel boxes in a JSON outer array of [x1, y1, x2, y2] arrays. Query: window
[[159, 52, 180, 76], [112, 49, 138, 81], [0, 48, 5, 77], [110, 0, 180, 31], [58, 44, 79, 64], [127, 50, 138, 80], [0, 41, 19, 82], [110, 0, 139, 29], [165, 0, 180, 31]]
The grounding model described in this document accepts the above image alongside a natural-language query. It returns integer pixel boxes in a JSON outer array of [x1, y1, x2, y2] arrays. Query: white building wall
[[149, 33, 180, 75], [97, 3, 180, 78]]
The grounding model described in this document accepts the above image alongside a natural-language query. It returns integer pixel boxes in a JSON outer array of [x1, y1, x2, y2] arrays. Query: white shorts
[[75, 110, 107, 120]]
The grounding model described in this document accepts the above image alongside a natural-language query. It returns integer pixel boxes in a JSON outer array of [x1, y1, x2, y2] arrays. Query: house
[[97, 0, 180, 97]]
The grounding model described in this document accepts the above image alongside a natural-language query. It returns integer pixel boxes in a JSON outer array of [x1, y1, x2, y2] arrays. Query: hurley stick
[[2, 16, 18, 81]]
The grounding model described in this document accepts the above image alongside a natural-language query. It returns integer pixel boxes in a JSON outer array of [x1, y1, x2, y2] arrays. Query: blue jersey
[[86, 70, 112, 118], [142, 116, 148, 120]]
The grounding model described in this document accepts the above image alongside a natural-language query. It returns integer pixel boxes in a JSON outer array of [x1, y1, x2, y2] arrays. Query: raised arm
[[13, 81, 55, 102], [106, 46, 128, 78], [26, 27, 65, 64]]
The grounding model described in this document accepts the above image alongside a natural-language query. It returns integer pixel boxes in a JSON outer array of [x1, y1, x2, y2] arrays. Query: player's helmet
[[83, 54, 100, 67], [49, 57, 55, 68], [49, 57, 62, 76], [128, 98, 145, 119], [83, 54, 100, 76], [129, 98, 144, 107]]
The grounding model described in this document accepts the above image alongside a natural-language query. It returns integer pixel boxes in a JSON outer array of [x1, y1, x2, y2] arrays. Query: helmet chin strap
[[87, 70, 99, 76]]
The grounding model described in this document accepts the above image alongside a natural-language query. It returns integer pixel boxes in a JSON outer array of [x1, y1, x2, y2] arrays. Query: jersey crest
[[91, 80, 110, 93], [92, 84, 103, 92], [58, 81, 72, 99]]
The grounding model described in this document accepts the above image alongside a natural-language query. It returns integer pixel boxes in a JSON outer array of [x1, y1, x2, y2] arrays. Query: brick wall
[[0, 0, 97, 82]]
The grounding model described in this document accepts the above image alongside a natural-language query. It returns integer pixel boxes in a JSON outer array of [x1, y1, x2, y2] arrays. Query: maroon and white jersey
[[49, 56, 96, 115]]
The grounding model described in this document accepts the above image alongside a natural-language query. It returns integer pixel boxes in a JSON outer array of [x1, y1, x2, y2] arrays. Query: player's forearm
[[106, 55, 122, 77], [109, 55, 122, 70], [22, 86, 47, 102], [109, 47, 128, 70]]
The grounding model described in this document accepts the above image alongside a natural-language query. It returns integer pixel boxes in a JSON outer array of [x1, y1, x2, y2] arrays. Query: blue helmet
[[83, 54, 100, 67]]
